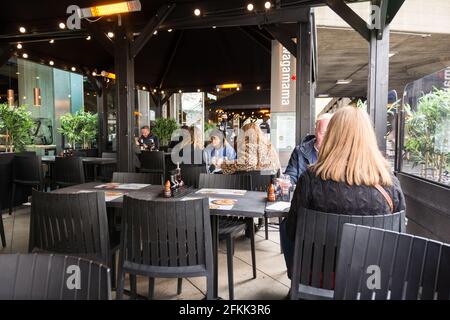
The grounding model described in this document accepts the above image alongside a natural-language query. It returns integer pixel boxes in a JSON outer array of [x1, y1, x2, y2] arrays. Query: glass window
[[400, 66, 450, 186]]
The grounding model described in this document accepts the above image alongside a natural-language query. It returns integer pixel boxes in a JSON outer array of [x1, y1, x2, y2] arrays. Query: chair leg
[[130, 274, 137, 299], [177, 278, 183, 295], [0, 211, 6, 248], [264, 216, 269, 240], [226, 236, 234, 300], [9, 183, 16, 215], [205, 273, 214, 300], [110, 252, 117, 290], [249, 219, 257, 279], [148, 278, 155, 300], [116, 270, 125, 300], [279, 217, 284, 254]]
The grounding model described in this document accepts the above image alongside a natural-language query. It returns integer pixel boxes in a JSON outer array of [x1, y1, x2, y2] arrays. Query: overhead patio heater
[[77, 0, 142, 19]]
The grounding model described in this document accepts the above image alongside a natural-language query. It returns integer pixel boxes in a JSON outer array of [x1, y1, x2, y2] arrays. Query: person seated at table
[[221, 123, 281, 175], [136, 125, 159, 151], [280, 106, 406, 278], [204, 131, 237, 173], [284, 113, 333, 185]]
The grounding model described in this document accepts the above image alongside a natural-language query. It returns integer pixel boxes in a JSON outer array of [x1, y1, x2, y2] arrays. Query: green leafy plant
[[0, 104, 34, 152], [58, 110, 98, 149], [404, 87, 450, 183], [151, 118, 179, 146]]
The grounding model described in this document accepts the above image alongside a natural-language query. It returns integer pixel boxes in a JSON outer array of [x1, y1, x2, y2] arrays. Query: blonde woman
[[281, 106, 405, 275], [221, 123, 281, 174]]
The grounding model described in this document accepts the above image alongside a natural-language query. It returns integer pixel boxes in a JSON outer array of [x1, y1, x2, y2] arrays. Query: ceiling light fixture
[[336, 79, 352, 85], [77, 0, 142, 18]]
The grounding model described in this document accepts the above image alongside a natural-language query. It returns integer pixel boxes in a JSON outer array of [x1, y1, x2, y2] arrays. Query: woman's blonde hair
[[312, 106, 392, 186]]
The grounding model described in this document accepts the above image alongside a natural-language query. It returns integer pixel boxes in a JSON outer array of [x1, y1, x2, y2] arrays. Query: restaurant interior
[[0, 0, 449, 303]]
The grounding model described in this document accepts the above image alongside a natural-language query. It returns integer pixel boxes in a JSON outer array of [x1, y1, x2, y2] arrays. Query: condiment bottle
[[267, 183, 276, 202], [164, 180, 172, 198]]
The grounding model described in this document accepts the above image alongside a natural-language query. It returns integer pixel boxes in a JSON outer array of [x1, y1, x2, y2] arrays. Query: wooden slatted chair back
[[290, 207, 406, 299], [335, 223, 450, 300]]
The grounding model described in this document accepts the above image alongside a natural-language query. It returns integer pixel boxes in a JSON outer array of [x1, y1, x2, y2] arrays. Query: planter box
[[398, 172, 450, 243]]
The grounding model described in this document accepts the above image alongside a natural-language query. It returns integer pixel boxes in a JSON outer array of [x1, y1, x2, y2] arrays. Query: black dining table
[[52, 182, 277, 299], [41, 156, 117, 181]]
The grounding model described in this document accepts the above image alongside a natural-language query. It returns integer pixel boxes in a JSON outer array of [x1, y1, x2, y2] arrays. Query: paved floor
[[0, 207, 290, 300]]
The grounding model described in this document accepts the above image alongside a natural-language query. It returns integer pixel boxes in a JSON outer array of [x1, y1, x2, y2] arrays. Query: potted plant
[[404, 87, 450, 183], [151, 118, 179, 147], [58, 110, 98, 151], [0, 104, 34, 152]]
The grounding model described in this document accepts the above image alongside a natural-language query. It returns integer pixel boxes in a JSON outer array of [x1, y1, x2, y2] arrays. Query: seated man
[[136, 125, 160, 151], [204, 133, 236, 173], [284, 113, 333, 184]]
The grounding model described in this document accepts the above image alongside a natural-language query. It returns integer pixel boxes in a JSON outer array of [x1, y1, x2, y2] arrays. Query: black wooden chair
[[290, 208, 406, 300], [116, 196, 214, 300], [140, 151, 165, 181], [102, 152, 117, 159], [0, 253, 111, 300], [9, 154, 44, 215], [99, 152, 117, 181], [112, 172, 163, 185], [53, 156, 85, 188], [180, 164, 207, 188], [243, 172, 279, 241], [197, 173, 256, 300], [334, 224, 450, 300], [29, 190, 119, 287]]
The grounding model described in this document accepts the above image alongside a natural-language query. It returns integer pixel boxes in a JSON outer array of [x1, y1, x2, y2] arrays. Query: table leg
[[210, 214, 219, 299]]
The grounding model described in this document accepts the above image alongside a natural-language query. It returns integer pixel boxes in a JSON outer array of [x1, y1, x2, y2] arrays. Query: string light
[[59, 22, 66, 29], [49, 60, 54, 66], [194, 8, 201, 16], [264, 1, 272, 9], [168, 29, 173, 32], [49, 39, 55, 44], [107, 32, 115, 38], [71, 67, 76, 72], [19, 27, 26, 33], [22, 53, 29, 59], [86, 35, 92, 40], [16, 43, 22, 49], [247, 3, 254, 11]]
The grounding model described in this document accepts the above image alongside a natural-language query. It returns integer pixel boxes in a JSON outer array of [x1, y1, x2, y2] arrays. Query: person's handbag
[[374, 184, 394, 213]]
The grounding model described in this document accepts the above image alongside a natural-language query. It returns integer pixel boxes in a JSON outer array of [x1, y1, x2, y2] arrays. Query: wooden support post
[[368, 24, 390, 154], [295, 13, 315, 145], [115, 26, 135, 172], [96, 79, 109, 154]]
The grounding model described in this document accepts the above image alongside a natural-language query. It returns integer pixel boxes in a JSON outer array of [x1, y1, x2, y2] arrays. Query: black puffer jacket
[[286, 169, 406, 241]]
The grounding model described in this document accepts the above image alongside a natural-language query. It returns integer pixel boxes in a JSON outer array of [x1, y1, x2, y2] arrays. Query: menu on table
[[77, 190, 125, 202], [195, 188, 247, 196], [183, 196, 238, 210], [95, 183, 150, 190]]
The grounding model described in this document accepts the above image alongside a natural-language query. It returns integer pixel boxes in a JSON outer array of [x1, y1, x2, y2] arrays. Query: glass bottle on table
[[176, 162, 184, 187]]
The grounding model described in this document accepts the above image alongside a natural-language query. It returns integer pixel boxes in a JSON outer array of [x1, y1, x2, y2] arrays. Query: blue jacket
[[284, 135, 318, 185]]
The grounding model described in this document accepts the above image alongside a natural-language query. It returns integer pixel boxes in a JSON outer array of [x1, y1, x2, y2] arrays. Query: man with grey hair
[[284, 113, 333, 184]]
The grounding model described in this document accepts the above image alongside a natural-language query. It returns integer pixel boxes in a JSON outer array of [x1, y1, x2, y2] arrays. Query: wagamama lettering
[[280, 46, 291, 106]]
